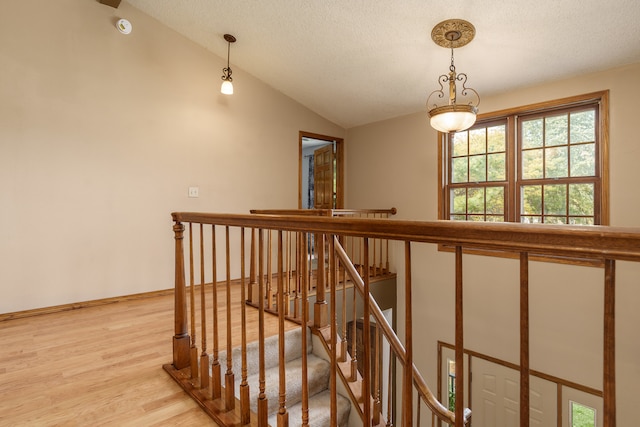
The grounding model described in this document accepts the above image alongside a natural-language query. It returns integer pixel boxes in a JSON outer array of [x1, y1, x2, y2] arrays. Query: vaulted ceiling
[[125, 0, 640, 129]]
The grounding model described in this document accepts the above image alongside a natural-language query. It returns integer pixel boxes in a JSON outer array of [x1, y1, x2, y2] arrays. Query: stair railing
[[250, 208, 396, 282], [331, 235, 470, 426], [166, 212, 640, 427], [249, 208, 397, 331]]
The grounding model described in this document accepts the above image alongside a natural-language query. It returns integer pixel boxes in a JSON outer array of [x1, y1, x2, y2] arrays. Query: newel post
[[172, 220, 190, 369]]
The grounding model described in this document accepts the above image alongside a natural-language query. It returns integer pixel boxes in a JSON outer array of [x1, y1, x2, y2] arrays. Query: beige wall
[[345, 62, 640, 424], [2, 0, 638, 423], [0, 0, 344, 313]]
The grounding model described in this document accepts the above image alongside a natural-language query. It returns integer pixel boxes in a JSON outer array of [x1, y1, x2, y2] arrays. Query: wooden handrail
[[172, 213, 640, 262], [250, 207, 397, 216], [334, 237, 462, 426]]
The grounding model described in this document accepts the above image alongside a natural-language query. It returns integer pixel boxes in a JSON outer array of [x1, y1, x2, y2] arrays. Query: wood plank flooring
[[0, 283, 296, 426]]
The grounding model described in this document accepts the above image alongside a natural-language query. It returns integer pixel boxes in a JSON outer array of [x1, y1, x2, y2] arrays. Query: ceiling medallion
[[431, 19, 475, 49]]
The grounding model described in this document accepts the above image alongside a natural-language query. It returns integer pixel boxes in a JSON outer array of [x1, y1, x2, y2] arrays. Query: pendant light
[[221, 34, 236, 95], [426, 19, 480, 133]]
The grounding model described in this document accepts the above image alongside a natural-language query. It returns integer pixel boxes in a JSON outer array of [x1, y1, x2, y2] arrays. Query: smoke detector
[[116, 18, 132, 35]]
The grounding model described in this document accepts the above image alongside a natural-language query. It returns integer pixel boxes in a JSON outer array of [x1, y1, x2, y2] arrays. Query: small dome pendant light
[[221, 34, 236, 95], [426, 19, 480, 134]]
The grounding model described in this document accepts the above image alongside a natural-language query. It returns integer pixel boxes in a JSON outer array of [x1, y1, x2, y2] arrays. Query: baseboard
[[0, 280, 247, 322], [0, 287, 175, 322]]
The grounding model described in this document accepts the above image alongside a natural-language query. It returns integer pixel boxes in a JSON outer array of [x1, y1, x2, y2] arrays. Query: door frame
[[298, 131, 344, 209], [437, 341, 603, 427]]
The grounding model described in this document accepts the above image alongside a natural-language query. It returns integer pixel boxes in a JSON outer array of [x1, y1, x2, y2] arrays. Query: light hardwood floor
[[0, 284, 296, 426]]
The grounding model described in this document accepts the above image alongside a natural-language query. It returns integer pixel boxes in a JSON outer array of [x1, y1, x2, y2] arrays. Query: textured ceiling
[[125, 0, 640, 129]]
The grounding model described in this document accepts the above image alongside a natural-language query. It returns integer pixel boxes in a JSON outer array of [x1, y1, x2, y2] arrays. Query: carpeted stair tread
[[214, 327, 311, 378], [268, 389, 351, 427], [241, 353, 330, 414], [211, 327, 351, 425]]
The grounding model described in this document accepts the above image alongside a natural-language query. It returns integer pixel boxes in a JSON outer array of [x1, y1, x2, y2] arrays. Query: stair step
[[213, 327, 351, 426], [241, 353, 330, 414], [268, 389, 351, 427], [215, 327, 311, 378]]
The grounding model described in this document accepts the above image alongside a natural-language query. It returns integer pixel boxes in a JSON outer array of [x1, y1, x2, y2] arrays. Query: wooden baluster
[[344, 234, 349, 264], [372, 214, 378, 278], [284, 231, 291, 316], [385, 233, 390, 274], [314, 233, 328, 328], [294, 232, 301, 320], [385, 212, 391, 274], [363, 238, 371, 426], [359, 236, 365, 277], [386, 353, 394, 427], [225, 227, 235, 411], [329, 235, 337, 427], [200, 225, 210, 391], [340, 255, 348, 363], [267, 231, 273, 311], [240, 228, 251, 425], [604, 259, 616, 427], [520, 253, 530, 427], [404, 241, 413, 427], [290, 232, 295, 317], [377, 213, 382, 276], [257, 229, 268, 426], [416, 394, 421, 427], [277, 231, 289, 427], [350, 235, 356, 271], [172, 221, 190, 369], [249, 228, 258, 304], [373, 320, 381, 425], [307, 234, 313, 303], [301, 232, 310, 427], [454, 246, 464, 427], [188, 223, 199, 380], [211, 226, 221, 400], [350, 261, 358, 382], [344, 234, 349, 266]]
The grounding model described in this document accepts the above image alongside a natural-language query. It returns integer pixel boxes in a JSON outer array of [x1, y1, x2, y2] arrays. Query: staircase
[[168, 211, 470, 426], [216, 327, 351, 426]]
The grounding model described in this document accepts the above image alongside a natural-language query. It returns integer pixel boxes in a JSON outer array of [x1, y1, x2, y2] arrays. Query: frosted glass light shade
[[428, 104, 477, 133], [221, 80, 234, 95]]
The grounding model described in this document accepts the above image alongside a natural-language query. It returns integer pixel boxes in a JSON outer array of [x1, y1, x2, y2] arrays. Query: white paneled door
[[471, 358, 557, 427]]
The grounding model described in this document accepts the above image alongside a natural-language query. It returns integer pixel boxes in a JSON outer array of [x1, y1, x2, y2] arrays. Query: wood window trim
[[437, 90, 610, 267]]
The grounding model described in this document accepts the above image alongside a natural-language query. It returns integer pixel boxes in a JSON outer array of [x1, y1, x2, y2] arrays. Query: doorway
[[438, 343, 602, 427], [298, 131, 344, 209]]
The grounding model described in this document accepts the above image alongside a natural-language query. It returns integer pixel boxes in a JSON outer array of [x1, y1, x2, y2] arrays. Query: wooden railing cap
[[172, 212, 640, 262]]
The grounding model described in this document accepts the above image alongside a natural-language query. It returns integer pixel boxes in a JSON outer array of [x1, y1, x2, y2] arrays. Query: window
[[570, 401, 596, 427], [449, 120, 508, 222], [447, 359, 456, 411], [440, 91, 609, 226]]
